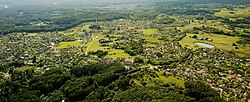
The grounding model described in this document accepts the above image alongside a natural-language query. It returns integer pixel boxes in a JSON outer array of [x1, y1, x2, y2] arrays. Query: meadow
[[180, 33, 250, 57], [214, 7, 250, 20]]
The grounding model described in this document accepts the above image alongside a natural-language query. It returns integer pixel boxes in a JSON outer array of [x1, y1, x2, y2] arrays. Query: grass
[[143, 43, 157, 48], [56, 25, 93, 50], [15, 66, 36, 72], [141, 29, 159, 35], [32, 22, 47, 26], [141, 36, 161, 42], [81, 25, 90, 31], [214, 7, 250, 20], [179, 20, 232, 33], [56, 40, 84, 49], [58, 24, 90, 35], [179, 23, 204, 31], [180, 33, 239, 49], [108, 49, 131, 58], [55, 31, 131, 58], [155, 75, 185, 88], [133, 69, 185, 88], [180, 34, 199, 49], [86, 33, 131, 58], [87, 33, 105, 52], [233, 44, 250, 57], [180, 33, 250, 57], [140, 29, 161, 42], [133, 79, 142, 86], [27, 33, 38, 36]]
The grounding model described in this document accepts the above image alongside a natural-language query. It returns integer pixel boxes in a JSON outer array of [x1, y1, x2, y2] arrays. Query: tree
[[184, 81, 224, 102], [134, 57, 144, 63], [89, 25, 101, 30]]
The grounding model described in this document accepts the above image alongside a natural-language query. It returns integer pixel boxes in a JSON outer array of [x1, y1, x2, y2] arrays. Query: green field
[[155, 75, 185, 88], [141, 29, 159, 35], [140, 29, 161, 42], [133, 70, 185, 88], [180, 20, 232, 33], [180, 33, 239, 49], [81, 25, 91, 31], [180, 33, 250, 57], [179, 23, 204, 31], [27, 33, 38, 36], [86, 33, 131, 58], [87, 33, 105, 52], [214, 7, 250, 20], [56, 40, 84, 49], [107, 49, 131, 58]]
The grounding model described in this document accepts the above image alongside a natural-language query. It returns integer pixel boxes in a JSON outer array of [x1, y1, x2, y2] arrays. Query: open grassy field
[[179, 23, 204, 31], [180, 33, 239, 50], [87, 33, 105, 52], [141, 29, 159, 35], [56, 40, 84, 49], [214, 7, 250, 20], [133, 70, 185, 88], [140, 29, 161, 42], [154, 75, 185, 88], [233, 44, 250, 57], [180, 33, 250, 57], [81, 25, 91, 31], [86, 33, 131, 58], [179, 20, 232, 33], [107, 49, 131, 58], [27, 33, 38, 36]]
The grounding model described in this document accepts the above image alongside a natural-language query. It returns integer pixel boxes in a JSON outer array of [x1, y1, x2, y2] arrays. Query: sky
[[0, 0, 148, 6], [1, 0, 249, 9]]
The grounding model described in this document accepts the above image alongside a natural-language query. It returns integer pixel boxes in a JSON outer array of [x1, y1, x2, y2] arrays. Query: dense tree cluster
[[88, 50, 108, 58], [0, 61, 225, 102], [0, 8, 125, 35]]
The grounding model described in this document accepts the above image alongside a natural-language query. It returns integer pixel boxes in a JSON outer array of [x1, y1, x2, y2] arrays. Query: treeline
[[154, 2, 217, 16], [0, 9, 126, 35]]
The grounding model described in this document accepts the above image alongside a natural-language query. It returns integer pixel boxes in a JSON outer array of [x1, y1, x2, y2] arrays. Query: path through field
[[85, 34, 94, 55]]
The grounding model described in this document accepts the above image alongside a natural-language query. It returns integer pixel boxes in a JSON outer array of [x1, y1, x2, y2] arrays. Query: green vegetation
[[214, 7, 250, 20], [88, 50, 108, 58], [141, 29, 160, 35], [0, 0, 250, 102], [180, 33, 238, 49], [56, 40, 84, 49], [89, 25, 101, 30]]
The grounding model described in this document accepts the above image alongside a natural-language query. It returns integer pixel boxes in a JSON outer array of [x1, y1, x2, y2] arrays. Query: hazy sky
[[0, 0, 148, 6], [1, 0, 249, 9]]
